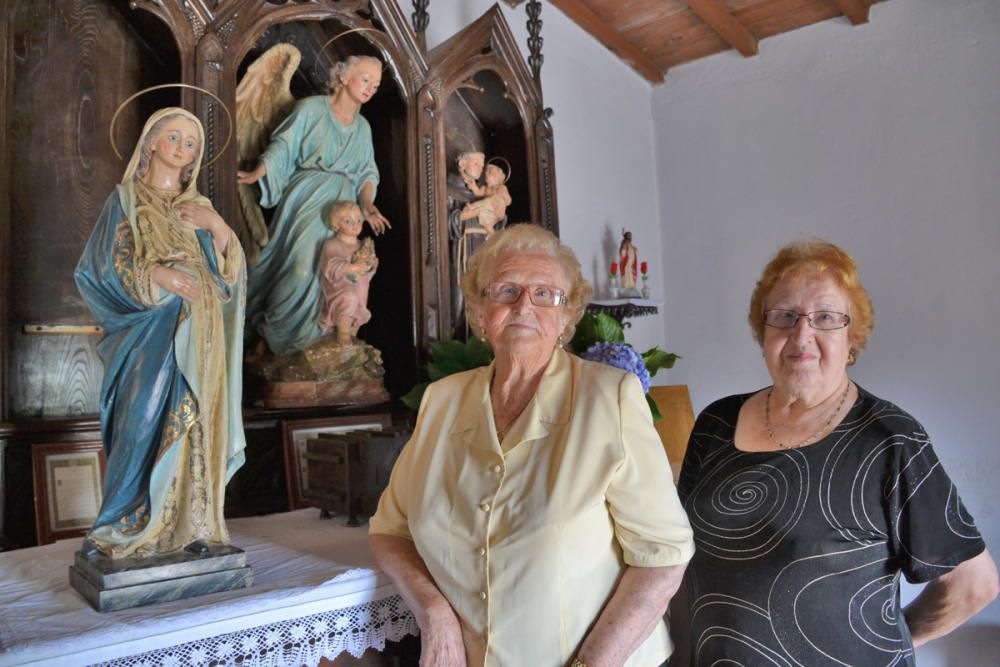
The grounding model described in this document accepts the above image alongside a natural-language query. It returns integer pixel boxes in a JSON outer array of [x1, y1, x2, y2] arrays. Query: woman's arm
[[368, 533, 467, 667], [904, 549, 999, 647], [575, 563, 687, 667]]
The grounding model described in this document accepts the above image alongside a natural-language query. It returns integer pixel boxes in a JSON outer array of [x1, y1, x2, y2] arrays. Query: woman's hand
[[362, 204, 391, 235], [152, 265, 201, 302], [236, 163, 266, 185], [369, 533, 467, 667], [179, 203, 231, 254], [178, 203, 223, 232]]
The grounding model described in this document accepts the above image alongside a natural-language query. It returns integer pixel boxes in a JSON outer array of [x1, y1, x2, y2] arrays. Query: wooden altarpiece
[[0, 0, 558, 548]]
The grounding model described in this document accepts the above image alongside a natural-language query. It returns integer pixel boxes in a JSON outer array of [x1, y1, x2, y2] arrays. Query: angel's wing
[[235, 43, 302, 265]]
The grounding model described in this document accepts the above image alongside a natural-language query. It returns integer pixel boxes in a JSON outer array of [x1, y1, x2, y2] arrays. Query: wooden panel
[[6, 0, 166, 418], [9, 335, 100, 418], [649, 385, 695, 483]]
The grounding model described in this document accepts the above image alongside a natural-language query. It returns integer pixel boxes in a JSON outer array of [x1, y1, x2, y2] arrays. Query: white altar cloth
[[0, 509, 418, 666]]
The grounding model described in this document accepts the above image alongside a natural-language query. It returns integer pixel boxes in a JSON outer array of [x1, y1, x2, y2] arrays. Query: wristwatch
[[570, 659, 590, 667]]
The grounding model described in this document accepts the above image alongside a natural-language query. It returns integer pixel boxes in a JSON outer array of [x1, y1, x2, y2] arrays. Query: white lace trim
[[94, 594, 418, 667]]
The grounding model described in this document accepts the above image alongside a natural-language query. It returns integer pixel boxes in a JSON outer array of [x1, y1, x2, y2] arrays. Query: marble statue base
[[246, 337, 391, 409], [69, 544, 253, 612]]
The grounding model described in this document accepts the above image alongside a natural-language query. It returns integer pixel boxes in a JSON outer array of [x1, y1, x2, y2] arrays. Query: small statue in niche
[[463, 158, 512, 238], [447, 150, 507, 336], [319, 201, 379, 346], [74, 107, 246, 561], [618, 229, 638, 291]]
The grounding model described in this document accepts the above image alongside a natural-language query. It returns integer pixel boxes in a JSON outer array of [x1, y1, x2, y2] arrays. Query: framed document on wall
[[281, 414, 392, 510], [31, 442, 106, 545]]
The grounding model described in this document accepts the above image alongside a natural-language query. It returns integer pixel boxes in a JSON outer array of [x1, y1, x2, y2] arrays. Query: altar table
[[0, 509, 418, 666]]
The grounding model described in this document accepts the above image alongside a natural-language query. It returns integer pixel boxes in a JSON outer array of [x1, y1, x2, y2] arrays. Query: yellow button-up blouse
[[370, 348, 694, 666]]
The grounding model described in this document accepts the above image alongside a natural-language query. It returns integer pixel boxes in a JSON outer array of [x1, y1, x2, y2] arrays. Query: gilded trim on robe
[[112, 219, 142, 303], [157, 391, 199, 462]]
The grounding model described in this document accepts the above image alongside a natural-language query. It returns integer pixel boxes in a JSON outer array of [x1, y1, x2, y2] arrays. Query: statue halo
[[487, 156, 512, 184], [109, 83, 233, 169], [318, 27, 390, 73]]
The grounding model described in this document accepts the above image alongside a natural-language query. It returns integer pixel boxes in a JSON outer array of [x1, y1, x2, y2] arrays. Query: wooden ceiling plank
[[830, 0, 870, 24], [685, 0, 759, 56], [736, 0, 839, 40], [548, 0, 665, 83]]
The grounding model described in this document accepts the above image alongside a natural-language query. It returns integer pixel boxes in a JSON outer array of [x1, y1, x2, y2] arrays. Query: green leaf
[[401, 382, 428, 410], [462, 337, 494, 368], [594, 313, 625, 343], [646, 393, 663, 422], [427, 358, 468, 380], [569, 312, 625, 353], [427, 339, 464, 363], [642, 348, 680, 378]]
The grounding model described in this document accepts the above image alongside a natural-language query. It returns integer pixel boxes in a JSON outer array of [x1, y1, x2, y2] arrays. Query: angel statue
[[235, 43, 301, 265], [74, 107, 246, 562], [237, 50, 391, 358]]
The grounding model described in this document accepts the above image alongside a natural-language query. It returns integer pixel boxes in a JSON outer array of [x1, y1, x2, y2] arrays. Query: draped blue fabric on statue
[[77, 192, 187, 527], [246, 96, 379, 356], [76, 190, 247, 534]]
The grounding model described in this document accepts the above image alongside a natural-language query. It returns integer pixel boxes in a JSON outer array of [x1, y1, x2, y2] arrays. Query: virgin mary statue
[[75, 107, 247, 559]]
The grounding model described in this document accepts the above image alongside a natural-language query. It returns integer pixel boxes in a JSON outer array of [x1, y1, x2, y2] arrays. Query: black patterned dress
[[677, 385, 985, 666]]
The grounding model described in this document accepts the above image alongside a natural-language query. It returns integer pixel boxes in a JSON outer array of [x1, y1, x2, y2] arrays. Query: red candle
[[640, 261, 648, 274], [610, 262, 618, 275]]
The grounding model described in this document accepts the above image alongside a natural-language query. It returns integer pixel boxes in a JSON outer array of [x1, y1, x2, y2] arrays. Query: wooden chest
[[302, 428, 409, 525]]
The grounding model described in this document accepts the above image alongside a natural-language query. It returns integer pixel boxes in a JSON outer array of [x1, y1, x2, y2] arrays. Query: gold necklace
[[765, 382, 850, 450]]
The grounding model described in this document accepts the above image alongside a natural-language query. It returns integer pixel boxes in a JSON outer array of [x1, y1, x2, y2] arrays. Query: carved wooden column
[[411, 0, 429, 51], [526, 0, 543, 89]]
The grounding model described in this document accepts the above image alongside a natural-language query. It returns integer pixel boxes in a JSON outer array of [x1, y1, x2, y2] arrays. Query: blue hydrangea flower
[[581, 341, 651, 394]]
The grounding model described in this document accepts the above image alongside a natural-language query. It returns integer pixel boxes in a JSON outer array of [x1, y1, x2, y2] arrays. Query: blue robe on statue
[[247, 96, 380, 356], [75, 108, 246, 559]]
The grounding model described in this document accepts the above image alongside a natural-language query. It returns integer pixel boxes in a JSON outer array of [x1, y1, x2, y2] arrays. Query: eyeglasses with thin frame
[[482, 282, 568, 307], [763, 309, 851, 331]]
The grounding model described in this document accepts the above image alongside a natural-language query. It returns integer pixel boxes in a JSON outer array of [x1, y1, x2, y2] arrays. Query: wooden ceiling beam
[[685, 0, 758, 57], [830, 0, 870, 25], [548, 0, 665, 84]]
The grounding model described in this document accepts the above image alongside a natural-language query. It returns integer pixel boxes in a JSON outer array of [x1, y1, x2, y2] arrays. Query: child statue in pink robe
[[318, 201, 378, 345]]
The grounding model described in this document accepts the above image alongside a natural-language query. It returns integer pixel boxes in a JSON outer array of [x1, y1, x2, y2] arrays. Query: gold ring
[[109, 83, 233, 169]]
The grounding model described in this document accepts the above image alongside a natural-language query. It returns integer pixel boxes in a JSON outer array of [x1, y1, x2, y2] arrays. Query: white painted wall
[[398, 0, 667, 352], [652, 0, 1000, 659]]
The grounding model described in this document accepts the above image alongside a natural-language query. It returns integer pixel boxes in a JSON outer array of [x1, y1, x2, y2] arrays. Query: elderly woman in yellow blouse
[[370, 224, 694, 667]]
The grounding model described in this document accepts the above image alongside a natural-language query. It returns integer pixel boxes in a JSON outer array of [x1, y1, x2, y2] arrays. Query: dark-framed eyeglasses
[[482, 282, 568, 307], [764, 309, 851, 331]]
